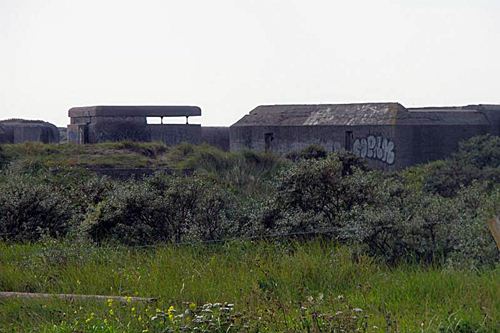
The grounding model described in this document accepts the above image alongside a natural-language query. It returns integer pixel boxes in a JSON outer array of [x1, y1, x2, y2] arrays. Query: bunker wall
[[230, 124, 492, 170], [150, 124, 201, 145], [201, 127, 230, 150], [0, 122, 59, 144]]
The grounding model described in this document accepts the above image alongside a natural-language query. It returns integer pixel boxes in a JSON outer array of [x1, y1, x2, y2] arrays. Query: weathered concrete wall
[[68, 105, 203, 145], [396, 125, 490, 166], [68, 116, 203, 146], [201, 127, 230, 150], [480, 109, 500, 135], [0, 124, 7, 144], [0, 120, 60, 144], [230, 124, 492, 170], [150, 124, 201, 145], [68, 116, 149, 144]]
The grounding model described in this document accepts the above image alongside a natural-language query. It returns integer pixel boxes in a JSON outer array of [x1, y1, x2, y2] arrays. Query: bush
[[453, 134, 500, 169], [267, 156, 375, 235], [148, 175, 235, 242], [83, 175, 235, 245], [286, 144, 327, 161], [82, 182, 172, 245], [423, 135, 500, 197], [346, 178, 500, 266], [0, 176, 72, 241], [0, 145, 8, 170]]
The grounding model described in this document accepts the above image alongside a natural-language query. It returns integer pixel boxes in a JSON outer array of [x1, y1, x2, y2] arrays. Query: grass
[[1, 141, 170, 169], [0, 240, 498, 332], [1, 142, 286, 197], [1, 141, 285, 173]]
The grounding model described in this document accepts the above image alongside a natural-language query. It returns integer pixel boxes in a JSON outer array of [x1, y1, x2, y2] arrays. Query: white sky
[[1, 0, 499, 127]]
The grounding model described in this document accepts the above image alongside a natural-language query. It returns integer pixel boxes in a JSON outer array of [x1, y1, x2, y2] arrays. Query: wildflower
[[168, 305, 175, 322], [107, 299, 113, 307], [85, 312, 95, 323], [126, 296, 132, 304], [189, 302, 197, 311], [109, 309, 114, 316]]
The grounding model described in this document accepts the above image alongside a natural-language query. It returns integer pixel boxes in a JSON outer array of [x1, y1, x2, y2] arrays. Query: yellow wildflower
[[168, 305, 175, 322]]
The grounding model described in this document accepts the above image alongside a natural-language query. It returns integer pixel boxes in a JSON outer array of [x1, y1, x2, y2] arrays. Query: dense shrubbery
[[83, 175, 236, 245], [0, 135, 498, 267], [286, 144, 328, 161], [349, 180, 499, 266], [0, 145, 8, 170], [423, 134, 500, 197], [0, 175, 72, 241]]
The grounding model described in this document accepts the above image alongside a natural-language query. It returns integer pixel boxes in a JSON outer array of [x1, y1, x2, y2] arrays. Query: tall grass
[[0, 240, 498, 332]]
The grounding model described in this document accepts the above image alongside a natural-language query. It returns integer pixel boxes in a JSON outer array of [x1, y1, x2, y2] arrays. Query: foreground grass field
[[0, 241, 498, 332]]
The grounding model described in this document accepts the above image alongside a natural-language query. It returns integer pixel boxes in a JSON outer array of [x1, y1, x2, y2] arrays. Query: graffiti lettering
[[332, 141, 343, 152], [352, 135, 395, 164]]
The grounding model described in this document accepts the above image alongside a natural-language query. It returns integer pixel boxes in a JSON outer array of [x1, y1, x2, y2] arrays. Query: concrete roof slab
[[69, 106, 201, 118]]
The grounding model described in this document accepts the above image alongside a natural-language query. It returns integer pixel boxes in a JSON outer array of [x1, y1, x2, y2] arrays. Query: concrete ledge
[[69, 106, 201, 118]]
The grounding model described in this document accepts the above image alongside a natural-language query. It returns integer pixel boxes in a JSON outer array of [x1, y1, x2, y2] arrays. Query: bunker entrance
[[77, 124, 89, 144], [264, 132, 274, 152], [345, 131, 353, 150]]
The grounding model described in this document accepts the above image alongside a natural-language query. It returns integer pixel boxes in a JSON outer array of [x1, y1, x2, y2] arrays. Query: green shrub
[[0, 176, 72, 241], [147, 175, 236, 242], [83, 175, 235, 245], [347, 179, 499, 266], [82, 182, 172, 245], [286, 144, 327, 161], [0, 145, 8, 170], [267, 155, 375, 234], [453, 134, 500, 169], [423, 135, 500, 197]]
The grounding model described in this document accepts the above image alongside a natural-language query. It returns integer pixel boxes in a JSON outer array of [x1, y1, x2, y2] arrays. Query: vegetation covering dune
[[0, 135, 499, 332]]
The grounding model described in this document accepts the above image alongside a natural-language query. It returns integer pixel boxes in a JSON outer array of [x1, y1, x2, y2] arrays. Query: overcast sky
[[1, 0, 499, 126]]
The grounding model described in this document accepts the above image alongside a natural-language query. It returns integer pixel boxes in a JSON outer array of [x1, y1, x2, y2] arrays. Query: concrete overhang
[[69, 106, 201, 118]]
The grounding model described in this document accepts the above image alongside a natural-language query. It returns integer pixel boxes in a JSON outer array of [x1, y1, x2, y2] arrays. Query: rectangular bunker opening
[[264, 132, 274, 152], [345, 130, 353, 150]]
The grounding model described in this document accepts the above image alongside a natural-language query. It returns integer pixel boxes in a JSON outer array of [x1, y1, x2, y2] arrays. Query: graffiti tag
[[352, 135, 395, 165], [332, 141, 343, 152]]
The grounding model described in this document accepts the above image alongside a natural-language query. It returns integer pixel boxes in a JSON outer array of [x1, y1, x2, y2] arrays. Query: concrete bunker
[[230, 103, 500, 170], [0, 119, 60, 144], [68, 106, 203, 145]]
